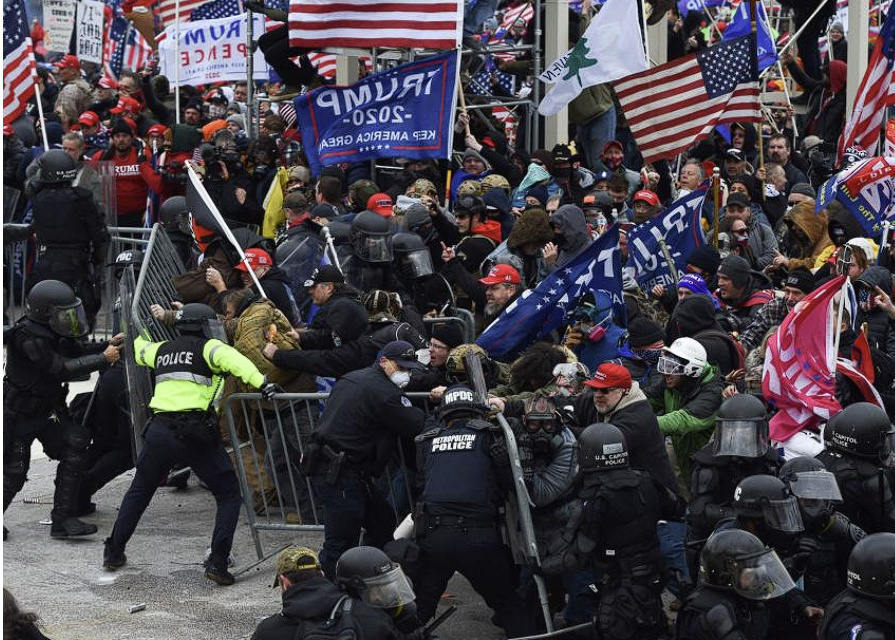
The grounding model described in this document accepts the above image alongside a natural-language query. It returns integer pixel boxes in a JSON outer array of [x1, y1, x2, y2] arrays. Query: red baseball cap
[[583, 363, 632, 390], [97, 77, 118, 90], [3, 124, 14, 137], [147, 123, 169, 137], [366, 193, 394, 217], [54, 54, 80, 70], [110, 96, 140, 115], [479, 264, 522, 286], [632, 190, 660, 206], [78, 111, 100, 127], [234, 248, 274, 272], [601, 140, 623, 155]]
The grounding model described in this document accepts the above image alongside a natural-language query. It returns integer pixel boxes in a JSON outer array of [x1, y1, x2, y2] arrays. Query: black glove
[[260, 381, 284, 401], [489, 438, 511, 469], [515, 432, 535, 482]]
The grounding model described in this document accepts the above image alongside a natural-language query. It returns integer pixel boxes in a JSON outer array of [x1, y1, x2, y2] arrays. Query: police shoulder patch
[[400, 396, 412, 408]]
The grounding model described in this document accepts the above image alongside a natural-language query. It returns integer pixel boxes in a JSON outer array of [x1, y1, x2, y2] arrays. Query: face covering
[[632, 348, 663, 364], [734, 233, 749, 247], [553, 232, 567, 248], [389, 371, 411, 388]]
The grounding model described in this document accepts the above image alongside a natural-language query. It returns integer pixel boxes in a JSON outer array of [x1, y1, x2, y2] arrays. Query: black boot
[[103, 538, 127, 570], [204, 561, 235, 586], [51, 516, 98, 538]]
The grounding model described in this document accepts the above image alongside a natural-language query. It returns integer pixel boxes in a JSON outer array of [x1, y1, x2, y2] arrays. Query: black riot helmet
[[350, 211, 393, 263], [578, 422, 628, 471], [174, 303, 223, 340], [732, 475, 804, 533], [403, 202, 436, 244], [437, 384, 488, 421], [779, 456, 843, 528], [454, 195, 486, 227], [392, 232, 433, 279], [335, 546, 416, 609], [158, 196, 192, 234], [39, 149, 78, 185], [825, 402, 895, 467], [26, 280, 90, 337], [699, 529, 795, 600], [847, 532, 895, 600], [712, 394, 770, 459], [111, 249, 145, 282]]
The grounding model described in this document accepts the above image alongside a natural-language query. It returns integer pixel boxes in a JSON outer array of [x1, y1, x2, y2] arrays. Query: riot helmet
[[335, 546, 416, 609], [578, 422, 628, 471], [159, 196, 192, 235], [111, 249, 145, 282], [825, 402, 895, 467], [732, 475, 804, 533], [39, 149, 78, 185], [392, 232, 433, 279], [657, 337, 707, 378], [403, 202, 437, 244], [25, 280, 89, 337], [523, 394, 561, 453], [712, 394, 770, 458], [779, 456, 842, 528], [174, 303, 224, 340], [437, 384, 488, 421], [699, 529, 795, 600], [350, 211, 393, 263], [453, 195, 486, 230], [445, 343, 489, 384], [846, 532, 895, 599]]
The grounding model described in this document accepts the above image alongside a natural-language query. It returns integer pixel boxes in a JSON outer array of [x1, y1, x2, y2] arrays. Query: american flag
[[468, 55, 515, 96], [837, 9, 895, 163], [190, 0, 242, 21], [158, 0, 206, 27], [125, 26, 153, 70], [304, 52, 373, 79], [3, 0, 37, 122], [278, 100, 297, 127], [288, 0, 461, 50], [614, 35, 760, 164], [103, 14, 130, 80]]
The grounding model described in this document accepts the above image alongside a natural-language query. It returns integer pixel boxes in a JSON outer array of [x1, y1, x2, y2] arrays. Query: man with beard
[[715, 255, 775, 332], [480, 265, 522, 323], [767, 133, 808, 193], [631, 190, 661, 224], [91, 119, 151, 228]]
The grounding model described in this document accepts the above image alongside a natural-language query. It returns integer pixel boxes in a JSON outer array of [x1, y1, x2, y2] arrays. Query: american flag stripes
[[614, 35, 761, 164], [124, 26, 153, 71], [837, 9, 895, 163], [304, 52, 372, 79], [468, 56, 515, 96], [190, 0, 242, 21], [103, 14, 130, 80], [288, 0, 461, 50], [3, 0, 37, 122], [158, 0, 206, 27]]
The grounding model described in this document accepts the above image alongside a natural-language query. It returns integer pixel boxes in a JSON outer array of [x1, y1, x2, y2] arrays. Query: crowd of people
[[3, 0, 895, 639]]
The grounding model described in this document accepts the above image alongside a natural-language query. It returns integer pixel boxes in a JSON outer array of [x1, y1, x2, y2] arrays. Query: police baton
[[423, 605, 456, 637]]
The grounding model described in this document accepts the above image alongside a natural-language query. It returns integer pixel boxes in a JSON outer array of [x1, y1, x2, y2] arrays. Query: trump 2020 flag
[[761, 276, 846, 443], [537, 0, 647, 116], [722, 0, 777, 72], [816, 155, 895, 237], [477, 225, 625, 361], [294, 51, 459, 176], [627, 187, 707, 292]]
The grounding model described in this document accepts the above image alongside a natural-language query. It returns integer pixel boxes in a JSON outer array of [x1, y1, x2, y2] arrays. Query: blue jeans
[[109, 415, 242, 567], [575, 105, 617, 171], [657, 520, 689, 596]]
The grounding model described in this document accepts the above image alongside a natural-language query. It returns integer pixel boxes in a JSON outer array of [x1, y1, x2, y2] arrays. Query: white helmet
[[657, 337, 707, 377]]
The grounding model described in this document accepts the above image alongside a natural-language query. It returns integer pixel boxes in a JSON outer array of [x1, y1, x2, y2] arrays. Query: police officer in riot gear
[[157, 195, 198, 268], [779, 456, 866, 605], [391, 231, 436, 314], [3, 280, 122, 538], [304, 340, 425, 578], [819, 532, 895, 640], [564, 423, 674, 640], [675, 529, 796, 640], [817, 402, 895, 533], [413, 384, 533, 637], [29, 149, 109, 326], [688, 395, 781, 559], [103, 303, 279, 585], [343, 210, 395, 292]]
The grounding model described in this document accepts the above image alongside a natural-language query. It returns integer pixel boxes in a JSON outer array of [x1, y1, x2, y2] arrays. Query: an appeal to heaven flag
[[537, 0, 646, 116]]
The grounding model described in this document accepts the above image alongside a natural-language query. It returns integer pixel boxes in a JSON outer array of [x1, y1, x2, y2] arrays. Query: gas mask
[[523, 395, 561, 454]]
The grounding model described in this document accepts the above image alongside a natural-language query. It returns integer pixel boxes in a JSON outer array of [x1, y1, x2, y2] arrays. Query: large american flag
[[305, 52, 373, 79], [615, 35, 761, 164], [190, 0, 242, 21], [3, 0, 36, 122], [125, 25, 153, 70], [288, 0, 461, 50], [158, 0, 206, 26], [837, 9, 895, 163], [103, 14, 130, 80]]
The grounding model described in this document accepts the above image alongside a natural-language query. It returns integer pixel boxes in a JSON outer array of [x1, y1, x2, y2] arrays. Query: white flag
[[538, 0, 647, 116]]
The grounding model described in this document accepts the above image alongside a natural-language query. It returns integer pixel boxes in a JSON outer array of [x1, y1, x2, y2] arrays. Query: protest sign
[[157, 14, 268, 85], [294, 51, 459, 176], [627, 188, 707, 292], [76, 0, 104, 64], [42, 0, 77, 52], [817, 156, 895, 236]]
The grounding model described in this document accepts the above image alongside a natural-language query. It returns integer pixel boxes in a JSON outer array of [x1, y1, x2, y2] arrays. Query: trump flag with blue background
[[476, 225, 625, 361], [294, 51, 458, 176]]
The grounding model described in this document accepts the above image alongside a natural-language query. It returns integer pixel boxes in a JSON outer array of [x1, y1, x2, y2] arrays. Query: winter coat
[[231, 298, 311, 390], [54, 78, 93, 124], [783, 203, 831, 271], [743, 214, 779, 269], [299, 288, 368, 350], [856, 267, 895, 361], [542, 204, 591, 277], [667, 295, 739, 376]]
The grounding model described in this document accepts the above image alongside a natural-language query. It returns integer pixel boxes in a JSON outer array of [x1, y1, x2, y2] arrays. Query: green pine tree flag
[[562, 37, 598, 88]]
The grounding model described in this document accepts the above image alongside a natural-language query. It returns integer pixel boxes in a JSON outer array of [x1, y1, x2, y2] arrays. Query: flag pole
[[174, 0, 181, 124], [748, 0, 765, 192], [246, 5, 255, 138], [772, 0, 830, 63], [712, 166, 721, 248], [831, 277, 849, 372], [32, 72, 50, 151]]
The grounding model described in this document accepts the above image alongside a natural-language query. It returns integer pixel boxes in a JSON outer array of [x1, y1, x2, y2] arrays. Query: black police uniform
[[675, 584, 771, 640], [307, 365, 425, 578], [816, 448, 895, 534], [3, 317, 111, 532], [413, 415, 532, 638], [30, 181, 109, 322], [790, 512, 866, 606], [819, 590, 895, 640]]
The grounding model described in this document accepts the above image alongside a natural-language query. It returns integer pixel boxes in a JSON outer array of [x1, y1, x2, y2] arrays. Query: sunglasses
[[592, 388, 618, 395]]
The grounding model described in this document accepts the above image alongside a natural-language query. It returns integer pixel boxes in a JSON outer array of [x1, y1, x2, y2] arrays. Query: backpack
[[694, 328, 746, 372], [299, 595, 363, 640]]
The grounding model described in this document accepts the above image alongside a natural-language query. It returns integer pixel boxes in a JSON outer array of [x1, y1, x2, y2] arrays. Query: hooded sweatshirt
[[782, 202, 831, 271], [543, 205, 591, 276]]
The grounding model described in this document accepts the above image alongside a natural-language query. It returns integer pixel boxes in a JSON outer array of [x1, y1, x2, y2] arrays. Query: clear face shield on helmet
[[355, 232, 393, 263], [761, 495, 805, 533], [48, 299, 90, 337], [359, 565, 416, 609], [882, 429, 895, 469], [733, 548, 796, 600], [712, 419, 770, 458], [787, 470, 843, 524], [656, 353, 687, 376], [204, 317, 228, 341], [401, 248, 434, 278]]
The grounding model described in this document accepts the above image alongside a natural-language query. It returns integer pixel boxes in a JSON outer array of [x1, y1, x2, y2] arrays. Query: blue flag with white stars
[[190, 0, 242, 21], [294, 51, 458, 176], [476, 226, 625, 361]]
